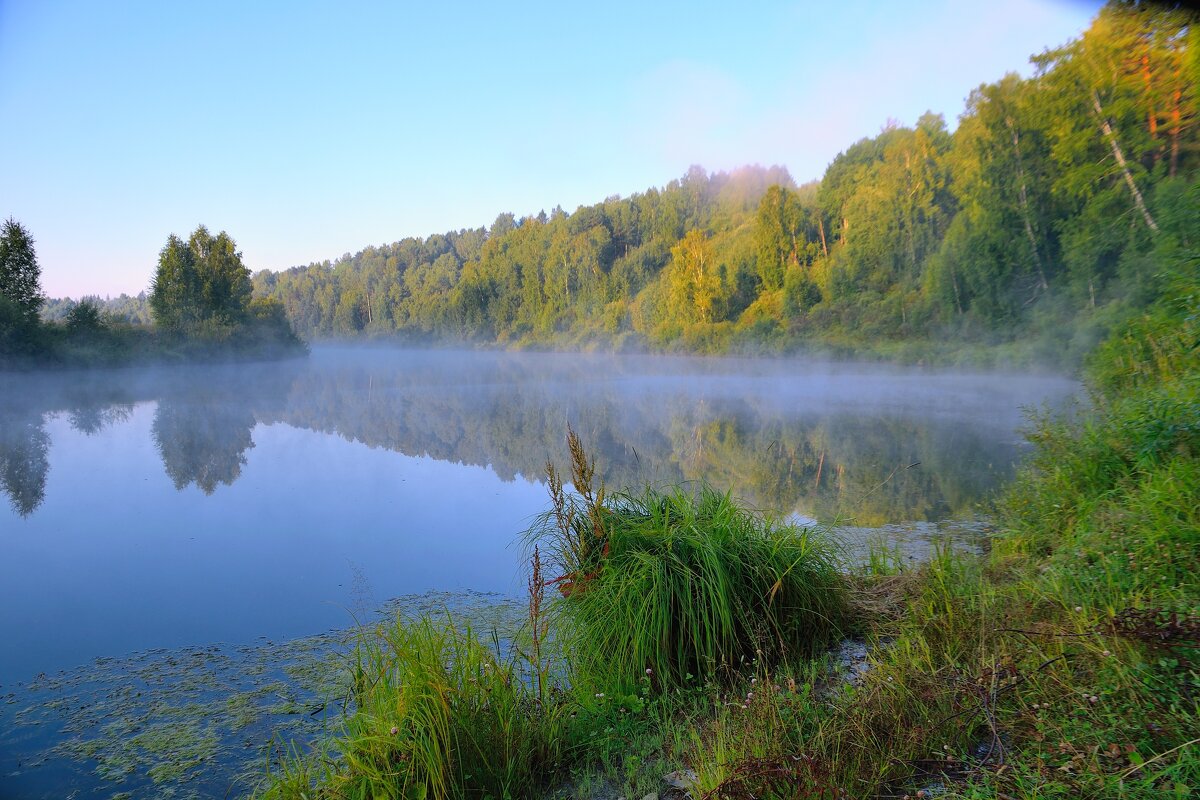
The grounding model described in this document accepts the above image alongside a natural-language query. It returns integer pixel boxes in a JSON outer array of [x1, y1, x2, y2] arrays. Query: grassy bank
[[253, 259, 1196, 799]]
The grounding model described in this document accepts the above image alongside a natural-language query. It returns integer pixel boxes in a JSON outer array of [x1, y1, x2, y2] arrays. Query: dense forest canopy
[[243, 2, 1197, 365]]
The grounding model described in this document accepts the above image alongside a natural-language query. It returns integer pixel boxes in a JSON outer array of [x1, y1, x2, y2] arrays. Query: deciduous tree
[[0, 218, 44, 324]]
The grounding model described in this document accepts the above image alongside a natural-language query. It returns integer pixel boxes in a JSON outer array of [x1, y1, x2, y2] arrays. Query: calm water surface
[[0, 348, 1077, 687], [0, 348, 1079, 796]]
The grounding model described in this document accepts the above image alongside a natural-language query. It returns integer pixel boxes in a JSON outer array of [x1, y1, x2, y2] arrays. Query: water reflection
[[0, 405, 49, 517], [0, 350, 1077, 525], [152, 391, 257, 494]]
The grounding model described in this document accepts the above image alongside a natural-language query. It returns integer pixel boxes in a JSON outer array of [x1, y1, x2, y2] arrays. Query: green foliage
[[150, 234, 199, 331], [65, 299, 104, 336], [0, 293, 42, 359], [238, 297, 307, 355], [782, 244, 1200, 798], [42, 293, 153, 326], [130, 225, 304, 363], [257, 615, 564, 800], [232, 4, 1199, 368], [782, 264, 821, 316], [0, 218, 301, 369], [754, 185, 814, 292], [0, 218, 47, 360], [527, 432, 847, 694], [1087, 254, 1200, 398], [151, 226, 254, 335], [0, 217, 44, 324]]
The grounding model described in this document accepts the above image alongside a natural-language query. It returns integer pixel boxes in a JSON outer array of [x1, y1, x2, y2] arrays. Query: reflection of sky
[[0, 408, 546, 685], [0, 350, 1078, 684]]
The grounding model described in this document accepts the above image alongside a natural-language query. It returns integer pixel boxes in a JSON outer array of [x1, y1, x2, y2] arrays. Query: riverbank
[[0, 318, 308, 372]]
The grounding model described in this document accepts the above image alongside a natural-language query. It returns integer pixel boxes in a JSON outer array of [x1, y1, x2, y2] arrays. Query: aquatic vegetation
[[0, 591, 522, 799]]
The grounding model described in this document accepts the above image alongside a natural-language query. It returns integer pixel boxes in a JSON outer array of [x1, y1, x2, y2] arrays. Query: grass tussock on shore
[[256, 617, 566, 800], [527, 432, 847, 695]]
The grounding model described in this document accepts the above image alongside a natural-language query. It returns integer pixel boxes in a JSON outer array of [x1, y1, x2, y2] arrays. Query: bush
[[65, 299, 105, 336]]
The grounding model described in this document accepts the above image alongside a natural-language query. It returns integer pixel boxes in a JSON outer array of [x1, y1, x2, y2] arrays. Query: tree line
[[0, 221, 302, 368], [250, 2, 1198, 365], [7, 2, 1196, 368]]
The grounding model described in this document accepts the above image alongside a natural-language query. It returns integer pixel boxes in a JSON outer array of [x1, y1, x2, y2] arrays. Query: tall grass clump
[[257, 614, 563, 800], [528, 427, 847, 694]]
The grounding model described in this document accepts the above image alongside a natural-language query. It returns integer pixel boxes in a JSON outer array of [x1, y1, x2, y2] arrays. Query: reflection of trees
[[149, 362, 297, 495], [151, 394, 256, 495], [0, 407, 50, 517], [65, 387, 135, 435], [68, 404, 134, 434], [668, 411, 1009, 525], [259, 353, 1042, 523], [1, 381, 139, 518], [1, 352, 1065, 523]]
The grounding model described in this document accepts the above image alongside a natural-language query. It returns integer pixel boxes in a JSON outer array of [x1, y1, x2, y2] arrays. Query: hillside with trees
[[253, 3, 1198, 367]]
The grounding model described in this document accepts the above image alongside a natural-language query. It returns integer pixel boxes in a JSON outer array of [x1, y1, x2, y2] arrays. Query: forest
[[246, 4, 1197, 367]]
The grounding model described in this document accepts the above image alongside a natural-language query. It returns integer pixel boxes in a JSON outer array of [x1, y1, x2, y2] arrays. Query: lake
[[0, 347, 1077, 796]]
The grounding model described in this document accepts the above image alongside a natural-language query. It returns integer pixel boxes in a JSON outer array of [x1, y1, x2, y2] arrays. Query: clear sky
[[1, 0, 1102, 299]]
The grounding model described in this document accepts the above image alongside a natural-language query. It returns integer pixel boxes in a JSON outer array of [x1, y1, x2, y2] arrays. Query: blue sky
[[1, 0, 1101, 298]]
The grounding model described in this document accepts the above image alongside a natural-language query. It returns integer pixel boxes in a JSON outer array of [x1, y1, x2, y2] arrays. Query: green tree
[[149, 234, 200, 331], [667, 229, 726, 324], [754, 185, 805, 292], [65, 299, 105, 336], [1031, 2, 1197, 300], [934, 73, 1062, 321], [150, 226, 253, 334], [0, 218, 44, 324], [190, 226, 252, 324]]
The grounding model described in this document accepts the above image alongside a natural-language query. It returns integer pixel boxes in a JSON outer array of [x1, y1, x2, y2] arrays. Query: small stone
[[664, 769, 699, 789], [641, 794, 659, 800]]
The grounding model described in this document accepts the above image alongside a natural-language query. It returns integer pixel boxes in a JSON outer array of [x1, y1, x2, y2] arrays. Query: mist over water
[[0, 347, 1078, 686]]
